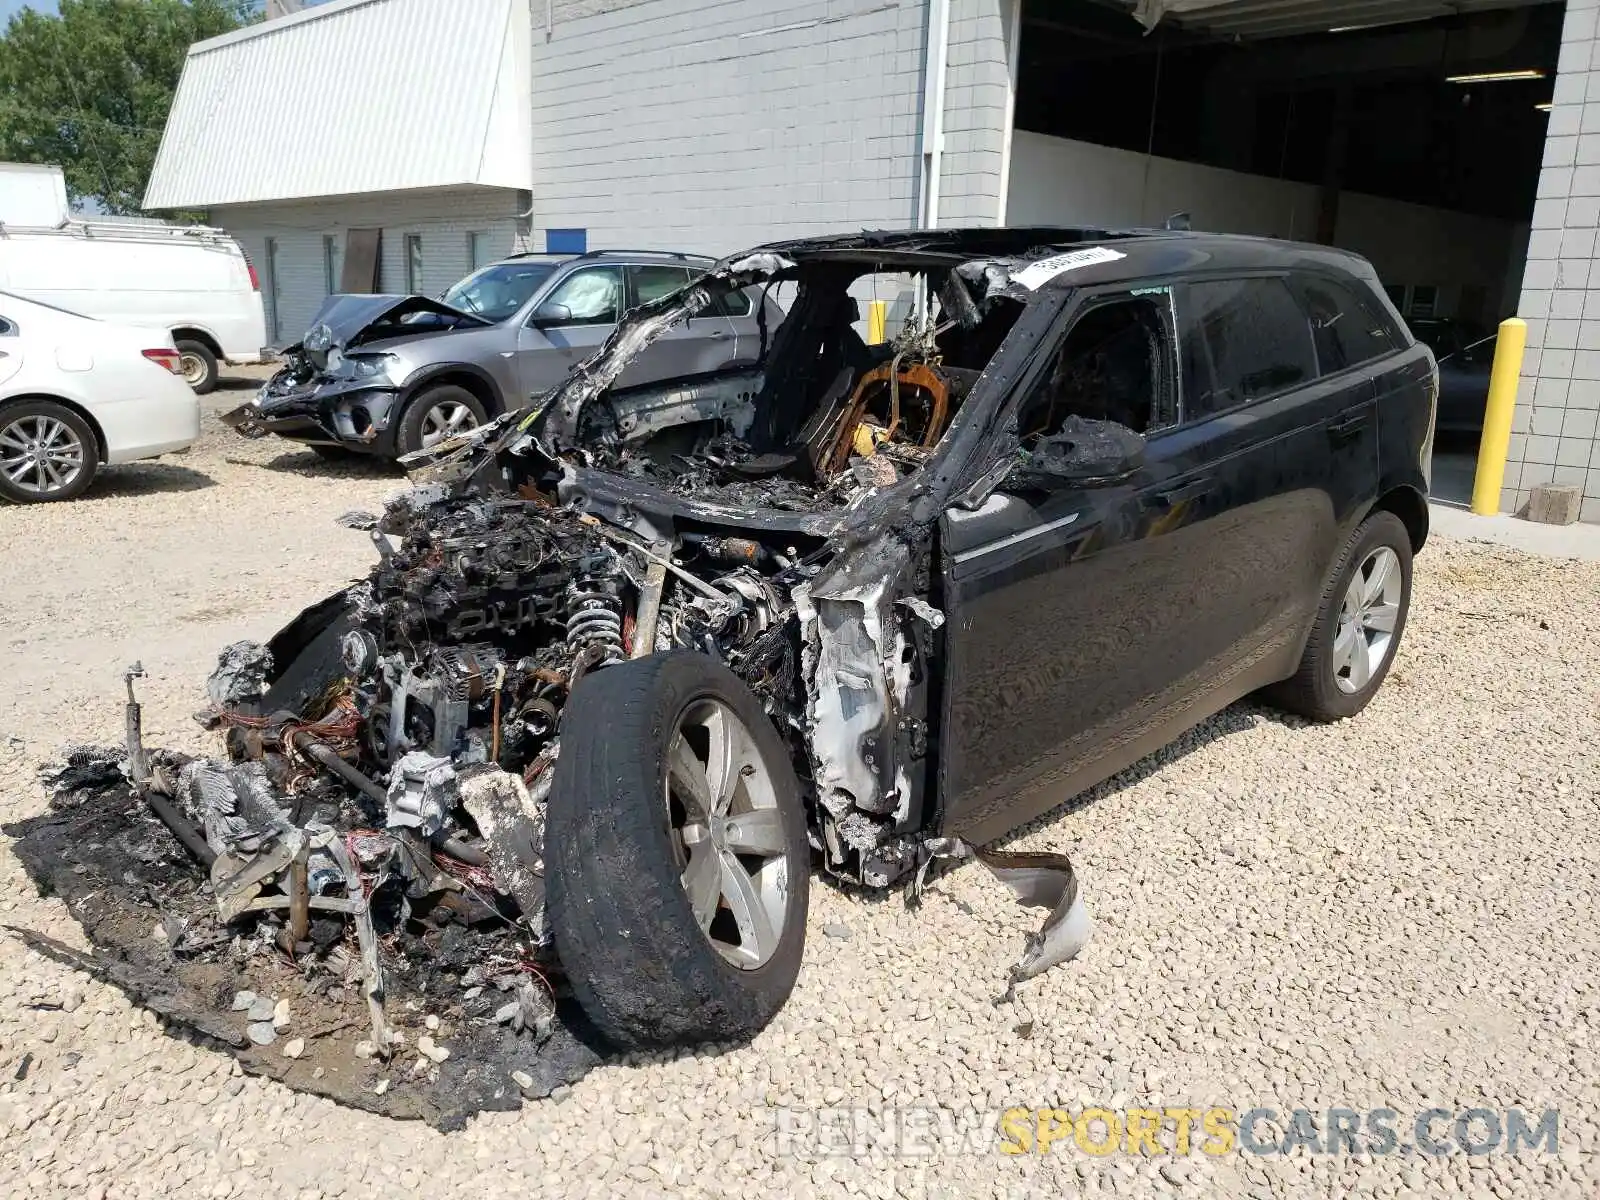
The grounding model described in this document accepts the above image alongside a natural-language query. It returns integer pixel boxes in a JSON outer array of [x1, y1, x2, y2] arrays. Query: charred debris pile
[[7, 472, 846, 1126]]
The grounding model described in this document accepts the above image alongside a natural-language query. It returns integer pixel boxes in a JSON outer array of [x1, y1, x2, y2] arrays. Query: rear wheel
[[1267, 510, 1412, 721], [0, 400, 99, 504], [393, 385, 487, 457], [546, 651, 810, 1049], [175, 340, 219, 395]]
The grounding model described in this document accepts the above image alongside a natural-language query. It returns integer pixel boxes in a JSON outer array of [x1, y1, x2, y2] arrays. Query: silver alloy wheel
[[0, 414, 86, 496], [1333, 545, 1402, 694], [665, 698, 790, 970], [419, 400, 480, 448], [179, 352, 207, 387]]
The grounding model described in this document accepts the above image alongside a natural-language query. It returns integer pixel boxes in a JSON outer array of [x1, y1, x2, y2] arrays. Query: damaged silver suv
[[14, 228, 1434, 1124]]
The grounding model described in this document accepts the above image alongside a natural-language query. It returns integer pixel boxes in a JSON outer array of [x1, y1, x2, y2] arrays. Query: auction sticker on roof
[[1011, 247, 1127, 291]]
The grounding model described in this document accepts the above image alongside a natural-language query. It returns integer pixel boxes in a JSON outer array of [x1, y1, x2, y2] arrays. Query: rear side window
[[1181, 278, 1316, 418], [713, 288, 754, 317], [1294, 275, 1396, 374], [0, 316, 15, 335], [629, 264, 692, 305]]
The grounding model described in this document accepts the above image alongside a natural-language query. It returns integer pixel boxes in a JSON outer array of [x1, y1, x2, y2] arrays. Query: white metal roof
[[144, 0, 531, 210]]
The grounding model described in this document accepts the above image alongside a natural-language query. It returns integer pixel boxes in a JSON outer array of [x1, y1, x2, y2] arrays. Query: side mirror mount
[[1005, 417, 1146, 492], [530, 301, 572, 326]]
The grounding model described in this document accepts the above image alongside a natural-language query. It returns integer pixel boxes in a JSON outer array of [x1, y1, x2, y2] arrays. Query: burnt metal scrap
[[7, 231, 1107, 1125]]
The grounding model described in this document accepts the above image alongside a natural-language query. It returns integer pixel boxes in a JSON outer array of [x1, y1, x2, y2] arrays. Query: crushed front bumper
[[222, 377, 405, 455]]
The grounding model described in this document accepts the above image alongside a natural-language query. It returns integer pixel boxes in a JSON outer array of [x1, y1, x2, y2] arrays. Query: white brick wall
[[210, 187, 527, 344], [938, 0, 1015, 226], [529, 0, 929, 255], [1510, 0, 1600, 521]]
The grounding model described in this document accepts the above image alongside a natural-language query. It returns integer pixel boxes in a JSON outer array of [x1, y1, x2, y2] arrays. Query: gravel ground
[[2, 395, 1598, 1198]]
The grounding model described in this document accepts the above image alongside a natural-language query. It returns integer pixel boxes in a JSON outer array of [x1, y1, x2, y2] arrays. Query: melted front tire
[[547, 651, 810, 1050]]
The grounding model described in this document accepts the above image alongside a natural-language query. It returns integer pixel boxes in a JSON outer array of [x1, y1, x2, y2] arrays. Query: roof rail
[[0, 217, 237, 244], [574, 248, 709, 262]]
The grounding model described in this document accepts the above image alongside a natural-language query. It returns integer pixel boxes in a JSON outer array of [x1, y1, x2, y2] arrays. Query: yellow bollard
[[1470, 317, 1528, 516], [866, 300, 888, 346]]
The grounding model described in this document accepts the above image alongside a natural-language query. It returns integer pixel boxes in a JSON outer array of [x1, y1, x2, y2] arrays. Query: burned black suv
[[17, 228, 1435, 1123]]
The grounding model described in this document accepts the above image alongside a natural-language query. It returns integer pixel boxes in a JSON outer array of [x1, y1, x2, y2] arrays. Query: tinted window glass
[[713, 287, 754, 317], [1182, 279, 1316, 417], [441, 261, 559, 321], [1296, 276, 1395, 373], [630, 264, 692, 305]]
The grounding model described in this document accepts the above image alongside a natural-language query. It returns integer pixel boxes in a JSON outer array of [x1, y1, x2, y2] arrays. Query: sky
[[0, 0, 59, 22]]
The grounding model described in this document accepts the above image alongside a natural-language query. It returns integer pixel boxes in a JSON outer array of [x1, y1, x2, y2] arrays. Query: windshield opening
[[440, 261, 562, 322]]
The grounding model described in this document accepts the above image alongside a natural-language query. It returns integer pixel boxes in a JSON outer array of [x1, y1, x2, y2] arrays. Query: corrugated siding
[[215, 188, 525, 344], [145, 0, 532, 209]]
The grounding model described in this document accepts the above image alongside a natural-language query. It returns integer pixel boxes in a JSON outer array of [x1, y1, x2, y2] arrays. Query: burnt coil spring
[[566, 582, 624, 664]]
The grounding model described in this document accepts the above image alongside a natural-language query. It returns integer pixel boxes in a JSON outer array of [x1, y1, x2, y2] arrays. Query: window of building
[[323, 234, 343, 296], [1015, 292, 1179, 439], [538, 266, 623, 326], [1181, 278, 1316, 419], [1293, 275, 1396, 375], [404, 235, 424, 294], [468, 230, 490, 271], [264, 237, 283, 343], [629, 264, 692, 305]]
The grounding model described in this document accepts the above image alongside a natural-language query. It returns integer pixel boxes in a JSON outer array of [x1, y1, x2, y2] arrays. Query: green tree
[[0, 0, 256, 215]]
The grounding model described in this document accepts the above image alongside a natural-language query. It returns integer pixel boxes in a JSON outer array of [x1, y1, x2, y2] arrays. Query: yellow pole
[[866, 300, 888, 346], [1470, 316, 1528, 516]]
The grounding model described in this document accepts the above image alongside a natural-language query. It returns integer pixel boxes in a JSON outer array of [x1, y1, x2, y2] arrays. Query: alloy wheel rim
[[0, 415, 85, 495], [180, 352, 206, 387], [1333, 546, 1402, 694], [665, 698, 789, 970], [419, 401, 479, 448]]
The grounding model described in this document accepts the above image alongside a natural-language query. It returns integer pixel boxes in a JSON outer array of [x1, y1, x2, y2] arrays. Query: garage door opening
[[1012, 0, 1558, 323]]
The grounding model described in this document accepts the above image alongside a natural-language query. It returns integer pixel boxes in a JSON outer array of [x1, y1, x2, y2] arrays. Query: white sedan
[[0, 290, 200, 503]]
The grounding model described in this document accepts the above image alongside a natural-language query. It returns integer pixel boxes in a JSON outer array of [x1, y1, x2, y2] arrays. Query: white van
[[0, 219, 268, 393]]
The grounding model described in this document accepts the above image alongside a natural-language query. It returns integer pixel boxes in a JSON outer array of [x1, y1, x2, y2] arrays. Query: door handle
[[1154, 478, 1213, 506], [1327, 414, 1368, 442], [705, 328, 729, 339]]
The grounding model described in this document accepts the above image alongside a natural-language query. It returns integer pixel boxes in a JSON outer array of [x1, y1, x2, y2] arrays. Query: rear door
[[1284, 272, 1388, 524], [626, 263, 738, 379]]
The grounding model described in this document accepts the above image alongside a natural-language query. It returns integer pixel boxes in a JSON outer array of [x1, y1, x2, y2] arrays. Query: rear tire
[[547, 651, 810, 1050], [1267, 510, 1412, 722], [0, 400, 100, 504], [393, 385, 488, 457], [175, 340, 219, 395]]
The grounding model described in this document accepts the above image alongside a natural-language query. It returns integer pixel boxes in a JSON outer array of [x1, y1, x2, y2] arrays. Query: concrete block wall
[[212, 187, 526, 345], [529, 0, 929, 256], [938, 0, 1016, 226], [1510, 0, 1600, 522]]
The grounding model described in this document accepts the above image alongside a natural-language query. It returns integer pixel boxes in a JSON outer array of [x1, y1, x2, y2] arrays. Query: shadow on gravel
[[259, 448, 402, 480], [993, 700, 1299, 851], [82, 462, 217, 501]]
